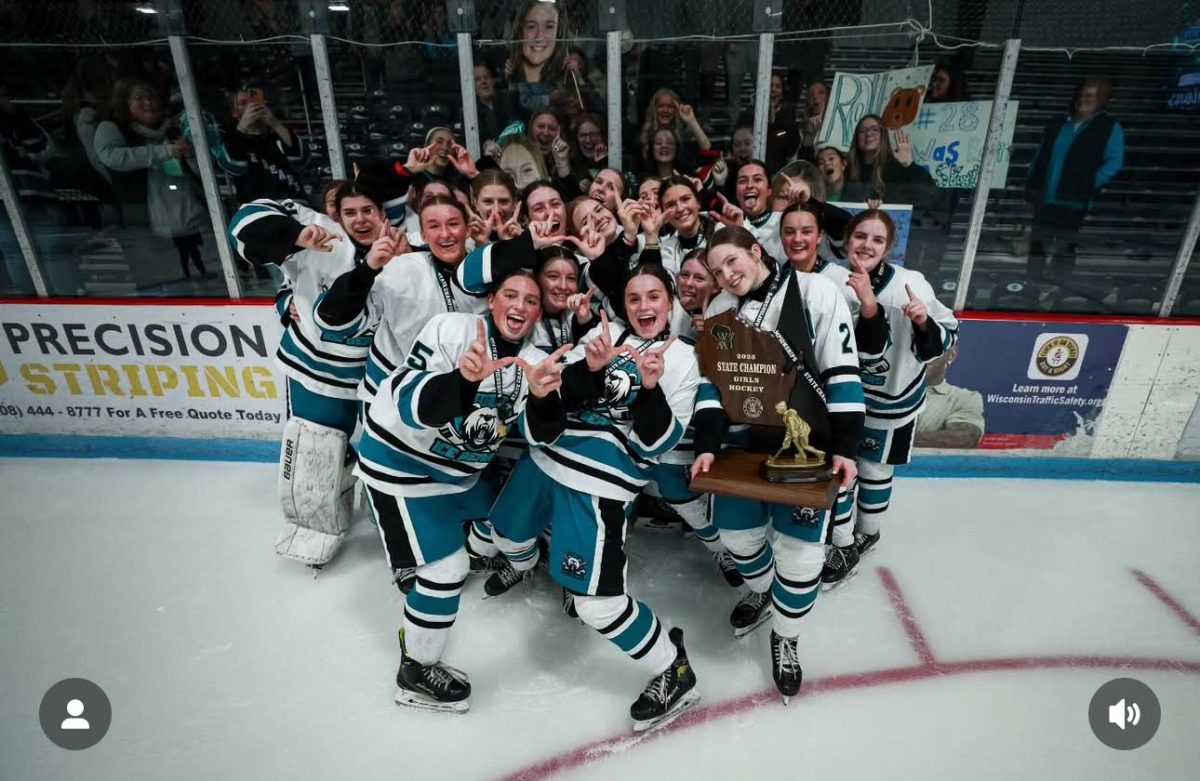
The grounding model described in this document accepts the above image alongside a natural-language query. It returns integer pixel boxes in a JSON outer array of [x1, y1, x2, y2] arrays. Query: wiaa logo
[[1107, 698, 1141, 730]]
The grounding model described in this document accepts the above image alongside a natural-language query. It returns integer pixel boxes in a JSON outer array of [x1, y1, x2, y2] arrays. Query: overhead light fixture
[[134, 3, 157, 13], [328, 2, 350, 10]]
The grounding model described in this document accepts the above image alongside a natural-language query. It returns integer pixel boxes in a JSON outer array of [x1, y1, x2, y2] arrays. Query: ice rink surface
[[2, 457, 1199, 780]]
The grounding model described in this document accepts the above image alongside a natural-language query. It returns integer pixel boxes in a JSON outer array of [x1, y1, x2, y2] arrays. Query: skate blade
[[393, 688, 469, 714], [732, 609, 773, 639], [632, 689, 700, 734], [820, 567, 859, 592]]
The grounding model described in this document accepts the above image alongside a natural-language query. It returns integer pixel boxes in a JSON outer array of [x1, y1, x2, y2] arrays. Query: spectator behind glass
[[475, 62, 515, 146], [0, 85, 77, 295], [499, 135, 550, 192], [94, 79, 211, 286], [847, 113, 935, 206], [798, 79, 829, 161], [643, 128, 682, 179], [58, 55, 117, 210], [504, 0, 571, 120], [927, 63, 970, 104], [914, 344, 985, 449], [764, 72, 799, 173], [1023, 76, 1124, 279], [321, 179, 350, 221], [196, 85, 309, 205], [569, 113, 607, 190], [637, 88, 712, 174]]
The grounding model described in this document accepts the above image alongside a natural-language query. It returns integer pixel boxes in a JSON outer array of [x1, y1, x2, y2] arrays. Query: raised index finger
[[600, 307, 610, 332], [905, 283, 918, 302], [477, 318, 487, 345]]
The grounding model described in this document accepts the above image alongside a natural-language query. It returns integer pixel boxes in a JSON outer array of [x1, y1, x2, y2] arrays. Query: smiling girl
[[695, 225, 865, 701], [831, 210, 957, 572], [485, 267, 703, 733], [356, 270, 571, 714]]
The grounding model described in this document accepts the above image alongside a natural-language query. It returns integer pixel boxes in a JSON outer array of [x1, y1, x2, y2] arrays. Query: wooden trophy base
[[689, 449, 838, 509]]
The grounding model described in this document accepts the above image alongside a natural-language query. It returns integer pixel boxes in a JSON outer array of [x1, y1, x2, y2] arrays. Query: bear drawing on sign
[[883, 85, 925, 130]]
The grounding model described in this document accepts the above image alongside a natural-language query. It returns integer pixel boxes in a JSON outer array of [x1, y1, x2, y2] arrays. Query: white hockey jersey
[[228, 198, 370, 399], [356, 313, 557, 497], [320, 251, 488, 403], [531, 322, 701, 502], [860, 264, 959, 429], [707, 263, 866, 457], [745, 210, 784, 265]]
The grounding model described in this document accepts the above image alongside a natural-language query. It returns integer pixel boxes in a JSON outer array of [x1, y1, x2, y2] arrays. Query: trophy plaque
[[690, 310, 837, 509]]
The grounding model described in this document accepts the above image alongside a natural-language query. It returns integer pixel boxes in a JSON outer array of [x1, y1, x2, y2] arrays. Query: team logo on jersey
[[561, 552, 588, 579], [600, 361, 642, 409], [712, 324, 736, 351], [1028, 333, 1089, 382], [859, 356, 891, 387], [431, 396, 505, 462]]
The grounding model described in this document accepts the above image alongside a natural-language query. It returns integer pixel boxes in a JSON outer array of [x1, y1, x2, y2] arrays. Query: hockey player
[[485, 270, 703, 733], [694, 226, 865, 702], [315, 195, 491, 586], [227, 182, 394, 569], [836, 209, 958, 567], [357, 270, 573, 713], [776, 202, 889, 589]]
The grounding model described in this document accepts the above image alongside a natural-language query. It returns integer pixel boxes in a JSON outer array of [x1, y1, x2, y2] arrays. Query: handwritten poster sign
[[817, 66, 934, 153], [906, 100, 1020, 189]]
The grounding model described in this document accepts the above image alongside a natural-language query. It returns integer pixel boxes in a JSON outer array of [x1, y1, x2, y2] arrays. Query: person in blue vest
[[1024, 76, 1124, 279]]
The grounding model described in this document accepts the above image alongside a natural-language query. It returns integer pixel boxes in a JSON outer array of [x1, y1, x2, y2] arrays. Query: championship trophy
[[689, 310, 837, 508]]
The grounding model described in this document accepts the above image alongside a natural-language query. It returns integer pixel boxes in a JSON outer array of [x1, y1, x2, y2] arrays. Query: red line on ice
[[1132, 568, 1200, 638], [497, 567, 1200, 781], [877, 566, 936, 665]]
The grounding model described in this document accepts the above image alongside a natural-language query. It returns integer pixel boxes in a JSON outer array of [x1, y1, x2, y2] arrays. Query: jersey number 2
[[838, 323, 853, 354]]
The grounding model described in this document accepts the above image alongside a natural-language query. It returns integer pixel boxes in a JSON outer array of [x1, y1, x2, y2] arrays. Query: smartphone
[[248, 88, 266, 106]]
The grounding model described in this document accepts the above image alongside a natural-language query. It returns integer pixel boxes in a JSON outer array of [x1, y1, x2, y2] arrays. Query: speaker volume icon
[[1108, 698, 1141, 730]]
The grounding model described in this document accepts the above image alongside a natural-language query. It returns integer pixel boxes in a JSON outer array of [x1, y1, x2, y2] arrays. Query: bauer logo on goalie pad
[[561, 552, 588, 579]]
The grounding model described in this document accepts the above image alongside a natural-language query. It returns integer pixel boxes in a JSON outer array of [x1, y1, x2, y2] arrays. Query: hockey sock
[[770, 535, 824, 637], [492, 530, 540, 573], [466, 518, 499, 559], [721, 527, 775, 593], [574, 595, 676, 674], [854, 460, 895, 537], [830, 484, 856, 548], [402, 548, 469, 665], [673, 495, 724, 553]]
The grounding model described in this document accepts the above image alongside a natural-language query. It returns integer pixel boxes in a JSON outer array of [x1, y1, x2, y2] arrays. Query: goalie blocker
[[276, 417, 357, 566]]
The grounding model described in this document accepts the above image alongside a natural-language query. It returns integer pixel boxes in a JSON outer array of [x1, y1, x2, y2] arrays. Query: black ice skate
[[630, 627, 699, 733], [394, 630, 471, 714], [730, 590, 773, 637], [820, 544, 860, 591], [713, 551, 745, 588], [394, 567, 416, 594], [770, 631, 803, 704], [483, 562, 532, 598], [854, 531, 881, 558], [467, 551, 505, 577]]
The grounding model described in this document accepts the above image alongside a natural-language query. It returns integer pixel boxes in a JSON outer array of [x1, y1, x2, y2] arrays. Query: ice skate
[[770, 631, 803, 704], [483, 561, 532, 598], [730, 590, 772, 637], [394, 630, 470, 714], [820, 544, 860, 591], [713, 550, 744, 588], [630, 628, 699, 733], [854, 531, 881, 558], [394, 567, 416, 594], [467, 551, 504, 577]]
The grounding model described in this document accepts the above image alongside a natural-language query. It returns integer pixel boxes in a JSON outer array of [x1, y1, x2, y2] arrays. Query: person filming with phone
[[212, 84, 310, 204]]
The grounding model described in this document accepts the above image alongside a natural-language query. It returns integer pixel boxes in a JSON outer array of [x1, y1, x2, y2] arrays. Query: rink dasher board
[[0, 300, 286, 439]]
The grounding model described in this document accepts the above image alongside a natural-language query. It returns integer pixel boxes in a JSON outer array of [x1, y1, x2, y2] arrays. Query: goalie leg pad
[[276, 416, 353, 566]]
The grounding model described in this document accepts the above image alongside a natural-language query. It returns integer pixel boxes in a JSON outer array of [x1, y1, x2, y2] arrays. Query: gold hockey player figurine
[[766, 401, 825, 467]]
